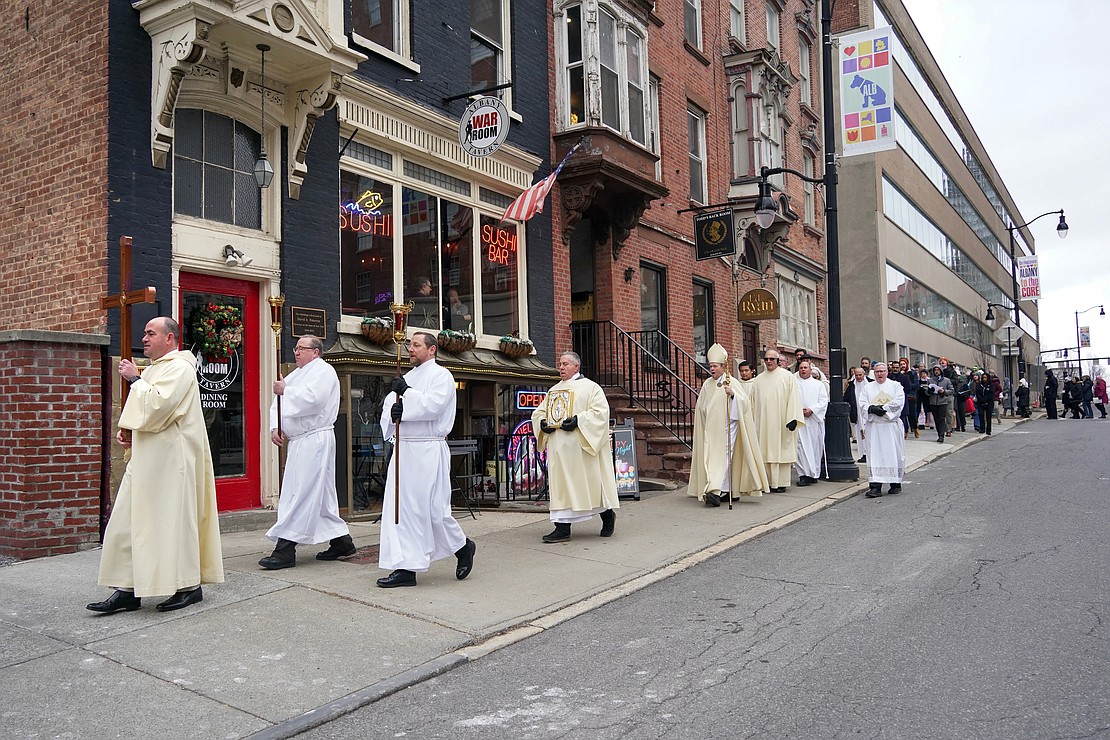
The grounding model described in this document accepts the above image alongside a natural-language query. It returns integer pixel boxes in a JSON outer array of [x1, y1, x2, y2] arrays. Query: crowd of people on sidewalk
[[1044, 369, 1107, 419]]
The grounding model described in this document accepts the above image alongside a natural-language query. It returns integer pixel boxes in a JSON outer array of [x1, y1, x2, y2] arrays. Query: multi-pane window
[[803, 152, 816, 226], [777, 278, 815, 351], [684, 0, 701, 48], [765, 2, 780, 50], [761, 100, 783, 175], [340, 171, 395, 318], [173, 108, 261, 229], [729, 0, 745, 42], [798, 37, 812, 105], [730, 81, 751, 178], [352, 0, 409, 59], [471, 0, 512, 108], [688, 106, 707, 204], [558, 1, 648, 146]]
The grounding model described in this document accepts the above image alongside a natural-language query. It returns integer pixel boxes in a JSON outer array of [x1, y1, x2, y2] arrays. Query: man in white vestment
[[750, 349, 805, 492], [794, 360, 829, 487], [848, 366, 870, 462], [88, 317, 223, 614], [376, 332, 475, 587], [532, 352, 619, 542], [259, 335, 355, 570], [688, 344, 768, 507], [858, 362, 906, 499], [734, 360, 756, 400]]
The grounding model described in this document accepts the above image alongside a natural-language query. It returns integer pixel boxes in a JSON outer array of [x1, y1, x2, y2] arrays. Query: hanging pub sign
[[693, 209, 735, 261], [459, 96, 510, 157], [738, 288, 779, 321]]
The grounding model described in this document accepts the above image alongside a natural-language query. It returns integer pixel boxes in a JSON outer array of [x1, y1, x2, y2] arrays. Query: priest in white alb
[[688, 344, 768, 507], [794, 359, 829, 487], [750, 349, 805, 492], [260, 335, 355, 570], [377, 332, 475, 588], [532, 351, 618, 542], [88, 317, 223, 615], [858, 362, 906, 498]]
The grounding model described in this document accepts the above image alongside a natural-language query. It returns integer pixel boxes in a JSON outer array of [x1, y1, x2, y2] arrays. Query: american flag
[[501, 139, 584, 224]]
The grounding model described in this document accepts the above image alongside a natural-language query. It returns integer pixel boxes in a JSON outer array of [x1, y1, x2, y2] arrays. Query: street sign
[[994, 319, 1024, 343], [458, 97, 510, 157]]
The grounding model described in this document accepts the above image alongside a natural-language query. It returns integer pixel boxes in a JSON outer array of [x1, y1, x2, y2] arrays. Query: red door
[[180, 273, 261, 511]]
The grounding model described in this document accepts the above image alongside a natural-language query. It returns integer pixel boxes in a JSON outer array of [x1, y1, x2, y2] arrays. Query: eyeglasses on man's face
[[293, 346, 316, 353]]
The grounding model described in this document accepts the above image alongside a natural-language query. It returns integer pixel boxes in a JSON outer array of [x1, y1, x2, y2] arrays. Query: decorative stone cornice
[[149, 18, 211, 169], [288, 73, 343, 199]]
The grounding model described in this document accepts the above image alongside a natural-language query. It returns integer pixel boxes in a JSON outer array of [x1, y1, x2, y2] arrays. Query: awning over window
[[323, 332, 558, 383]]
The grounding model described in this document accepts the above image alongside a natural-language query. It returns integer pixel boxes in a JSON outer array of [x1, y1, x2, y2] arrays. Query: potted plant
[[498, 333, 534, 358], [438, 328, 477, 354], [360, 316, 394, 345]]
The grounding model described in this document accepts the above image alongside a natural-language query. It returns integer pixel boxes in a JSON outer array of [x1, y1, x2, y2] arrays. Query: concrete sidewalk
[[0, 417, 1030, 739]]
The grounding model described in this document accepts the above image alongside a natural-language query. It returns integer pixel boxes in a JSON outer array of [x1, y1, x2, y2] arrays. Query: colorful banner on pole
[[1016, 255, 1040, 301], [1080, 326, 1091, 349], [838, 26, 896, 156]]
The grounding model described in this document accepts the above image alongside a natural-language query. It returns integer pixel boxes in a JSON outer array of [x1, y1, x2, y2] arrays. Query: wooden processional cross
[[99, 236, 156, 408]]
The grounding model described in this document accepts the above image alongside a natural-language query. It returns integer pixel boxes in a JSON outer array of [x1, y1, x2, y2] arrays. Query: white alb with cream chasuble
[[98, 350, 224, 597], [795, 375, 829, 478], [267, 357, 349, 544], [688, 376, 769, 500], [379, 358, 466, 572], [857, 379, 906, 483], [532, 375, 619, 521]]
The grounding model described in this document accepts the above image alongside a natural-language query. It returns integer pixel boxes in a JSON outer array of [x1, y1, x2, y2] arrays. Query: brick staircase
[[606, 388, 693, 482]]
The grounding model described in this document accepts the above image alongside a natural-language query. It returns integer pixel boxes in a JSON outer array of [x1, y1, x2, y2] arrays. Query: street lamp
[[1075, 304, 1105, 378], [1005, 210, 1068, 379]]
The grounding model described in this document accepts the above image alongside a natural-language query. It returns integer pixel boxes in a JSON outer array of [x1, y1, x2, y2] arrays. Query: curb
[[247, 423, 1021, 738]]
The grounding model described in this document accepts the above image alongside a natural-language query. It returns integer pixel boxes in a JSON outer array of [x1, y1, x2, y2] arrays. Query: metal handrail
[[571, 320, 706, 448]]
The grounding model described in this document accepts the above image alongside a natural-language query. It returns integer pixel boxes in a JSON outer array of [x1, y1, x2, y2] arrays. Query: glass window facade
[[778, 277, 816, 352], [479, 214, 519, 336], [886, 264, 992, 349], [173, 109, 261, 229]]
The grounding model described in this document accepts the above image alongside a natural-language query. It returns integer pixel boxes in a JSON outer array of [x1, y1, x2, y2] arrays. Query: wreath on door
[[191, 303, 243, 361]]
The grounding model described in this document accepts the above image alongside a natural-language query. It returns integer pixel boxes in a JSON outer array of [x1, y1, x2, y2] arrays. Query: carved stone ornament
[[150, 19, 210, 169], [289, 73, 343, 199]]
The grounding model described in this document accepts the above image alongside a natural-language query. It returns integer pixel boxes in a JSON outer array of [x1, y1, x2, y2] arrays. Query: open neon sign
[[340, 190, 393, 236]]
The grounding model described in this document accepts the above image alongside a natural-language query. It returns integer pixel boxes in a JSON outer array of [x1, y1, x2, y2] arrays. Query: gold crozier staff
[[389, 301, 414, 525]]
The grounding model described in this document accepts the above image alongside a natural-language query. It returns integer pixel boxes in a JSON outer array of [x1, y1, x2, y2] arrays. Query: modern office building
[[832, 0, 1041, 382]]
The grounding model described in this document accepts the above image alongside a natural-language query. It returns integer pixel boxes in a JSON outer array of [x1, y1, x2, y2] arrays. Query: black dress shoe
[[156, 587, 203, 612], [770, 486, 787, 493], [86, 590, 141, 614], [316, 535, 358, 561], [455, 539, 476, 580], [865, 486, 883, 498], [376, 570, 417, 588], [796, 476, 812, 487], [599, 509, 616, 537], [542, 523, 572, 543], [258, 554, 297, 570], [857, 455, 867, 463], [887, 484, 902, 495], [705, 491, 721, 507]]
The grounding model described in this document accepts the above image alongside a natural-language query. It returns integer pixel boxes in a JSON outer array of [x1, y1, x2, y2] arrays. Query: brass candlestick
[[267, 294, 286, 436], [388, 300, 414, 525]]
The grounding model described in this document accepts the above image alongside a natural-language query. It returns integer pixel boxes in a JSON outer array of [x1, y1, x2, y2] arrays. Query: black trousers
[[980, 402, 993, 434], [931, 404, 948, 440], [1045, 395, 1058, 419]]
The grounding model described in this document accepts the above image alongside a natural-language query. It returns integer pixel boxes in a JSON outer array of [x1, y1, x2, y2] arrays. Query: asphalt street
[[299, 418, 1110, 740]]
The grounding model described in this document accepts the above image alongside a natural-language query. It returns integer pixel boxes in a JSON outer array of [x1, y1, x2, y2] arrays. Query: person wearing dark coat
[[1044, 369, 1059, 419], [926, 366, 955, 442], [1015, 379, 1031, 418], [954, 373, 972, 431], [1081, 376, 1095, 419], [1063, 377, 1083, 419], [974, 372, 996, 435]]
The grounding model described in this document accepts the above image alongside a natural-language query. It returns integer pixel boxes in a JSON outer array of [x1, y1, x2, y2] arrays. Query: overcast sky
[[899, 0, 1108, 376]]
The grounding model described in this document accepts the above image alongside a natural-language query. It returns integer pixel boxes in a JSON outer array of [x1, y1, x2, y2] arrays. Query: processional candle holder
[[267, 295, 286, 434]]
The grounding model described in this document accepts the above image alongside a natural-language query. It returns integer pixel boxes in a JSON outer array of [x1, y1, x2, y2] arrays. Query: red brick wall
[[0, 337, 106, 558], [0, 1, 109, 333], [552, 0, 829, 368]]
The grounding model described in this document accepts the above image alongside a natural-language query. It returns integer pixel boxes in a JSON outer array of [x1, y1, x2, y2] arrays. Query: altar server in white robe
[[750, 349, 806, 492], [688, 344, 768, 506], [532, 351, 619, 542], [858, 362, 906, 499], [794, 360, 829, 486], [260, 335, 355, 570], [848, 366, 870, 462], [376, 332, 475, 587], [89, 317, 223, 614]]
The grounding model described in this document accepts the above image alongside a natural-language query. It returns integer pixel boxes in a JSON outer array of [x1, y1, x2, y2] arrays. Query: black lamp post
[[749, 0, 856, 482], [984, 302, 1013, 376], [1005, 210, 1067, 379], [1074, 304, 1105, 378]]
